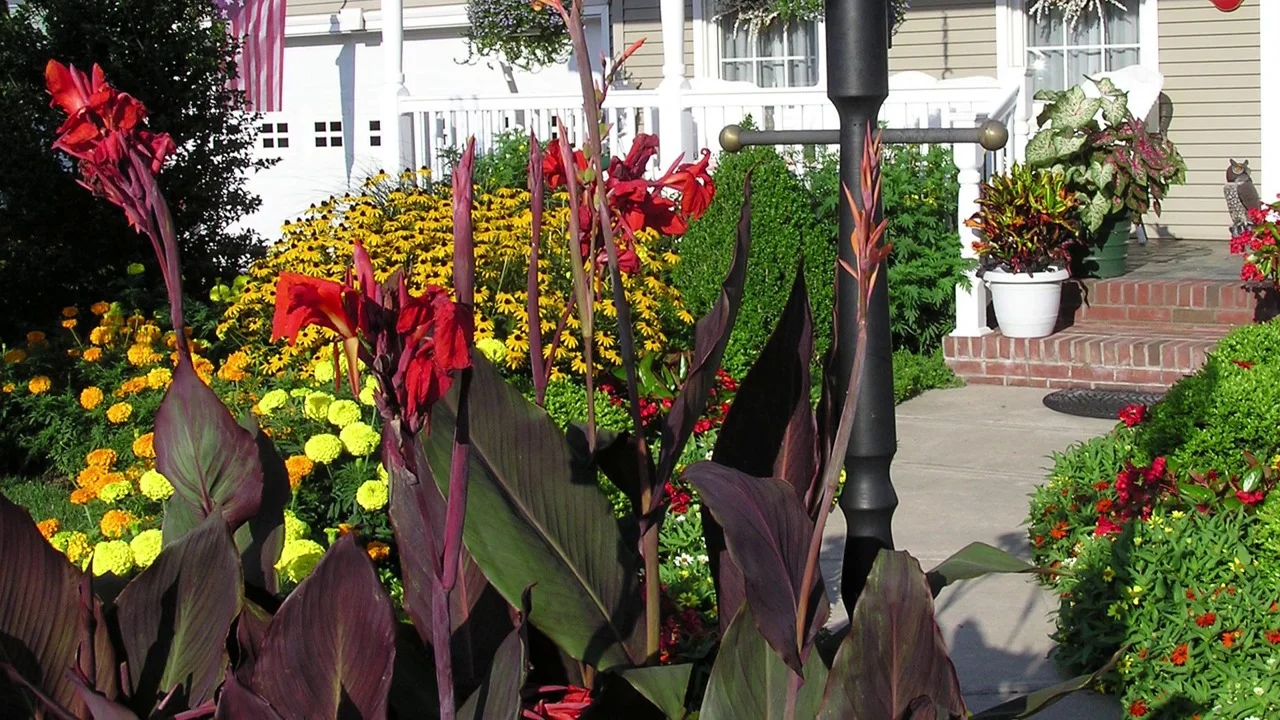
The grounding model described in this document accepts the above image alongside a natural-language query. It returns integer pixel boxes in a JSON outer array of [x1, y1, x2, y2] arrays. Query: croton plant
[[0, 2, 1114, 718]]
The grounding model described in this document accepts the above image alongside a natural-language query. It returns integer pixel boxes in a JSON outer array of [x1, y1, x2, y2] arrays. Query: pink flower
[[1095, 515, 1124, 537]]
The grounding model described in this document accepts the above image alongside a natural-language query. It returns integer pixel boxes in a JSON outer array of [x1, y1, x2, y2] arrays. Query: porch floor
[[1124, 238, 1238, 280]]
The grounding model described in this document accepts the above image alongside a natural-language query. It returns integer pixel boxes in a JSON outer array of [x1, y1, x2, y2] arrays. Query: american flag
[[217, 0, 287, 113]]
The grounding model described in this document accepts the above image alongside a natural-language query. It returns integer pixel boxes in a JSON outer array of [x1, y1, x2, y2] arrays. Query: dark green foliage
[[0, 0, 266, 341], [892, 351, 961, 405], [1136, 320, 1280, 479], [540, 379, 632, 432], [674, 144, 836, 377], [442, 130, 534, 192]]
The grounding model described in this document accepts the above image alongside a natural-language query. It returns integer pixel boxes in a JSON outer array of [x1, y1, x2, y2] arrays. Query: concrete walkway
[[821, 385, 1121, 717]]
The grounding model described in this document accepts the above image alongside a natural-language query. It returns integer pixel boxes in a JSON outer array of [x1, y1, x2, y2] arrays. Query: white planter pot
[[984, 267, 1069, 338]]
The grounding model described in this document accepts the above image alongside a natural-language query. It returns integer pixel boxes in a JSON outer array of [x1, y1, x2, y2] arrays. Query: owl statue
[[1225, 159, 1262, 237]]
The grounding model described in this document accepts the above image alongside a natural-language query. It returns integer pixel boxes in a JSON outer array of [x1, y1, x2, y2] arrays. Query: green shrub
[[540, 379, 632, 432], [673, 143, 836, 377], [806, 144, 972, 354], [892, 350, 961, 404], [441, 129, 533, 192]]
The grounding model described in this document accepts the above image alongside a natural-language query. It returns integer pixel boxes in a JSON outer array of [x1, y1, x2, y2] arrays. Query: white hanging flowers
[[1028, 0, 1128, 31]]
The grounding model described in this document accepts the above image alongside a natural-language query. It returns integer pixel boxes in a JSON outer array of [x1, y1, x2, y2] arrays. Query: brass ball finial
[[719, 124, 744, 153], [979, 119, 1010, 151]]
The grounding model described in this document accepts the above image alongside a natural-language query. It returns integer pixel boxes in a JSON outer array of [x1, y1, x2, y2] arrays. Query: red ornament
[[1210, 0, 1244, 11]]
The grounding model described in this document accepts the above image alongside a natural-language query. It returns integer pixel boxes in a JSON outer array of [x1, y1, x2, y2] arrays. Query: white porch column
[[657, 0, 691, 172], [1262, 0, 1278, 200], [951, 113, 991, 338], [1012, 66, 1034, 164], [382, 0, 409, 173]]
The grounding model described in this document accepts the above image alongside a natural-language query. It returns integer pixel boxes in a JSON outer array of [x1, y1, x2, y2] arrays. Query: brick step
[[943, 322, 1231, 392], [1064, 278, 1257, 326]]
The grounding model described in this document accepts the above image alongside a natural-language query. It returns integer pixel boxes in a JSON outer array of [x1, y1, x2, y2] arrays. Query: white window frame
[[995, 0, 1158, 86], [692, 0, 828, 87]]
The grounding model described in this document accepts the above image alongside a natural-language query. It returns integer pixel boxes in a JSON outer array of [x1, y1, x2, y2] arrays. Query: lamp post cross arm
[[717, 120, 1011, 154]]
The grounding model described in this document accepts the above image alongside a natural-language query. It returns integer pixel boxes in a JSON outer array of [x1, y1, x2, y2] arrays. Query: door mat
[[1043, 389, 1165, 420]]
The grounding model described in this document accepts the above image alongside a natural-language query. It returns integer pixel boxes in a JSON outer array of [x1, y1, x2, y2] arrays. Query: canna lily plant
[[0, 14, 1116, 720]]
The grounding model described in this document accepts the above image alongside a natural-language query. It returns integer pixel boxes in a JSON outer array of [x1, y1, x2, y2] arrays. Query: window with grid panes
[[1026, 0, 1141, 93], [719, 15, 819, 88]]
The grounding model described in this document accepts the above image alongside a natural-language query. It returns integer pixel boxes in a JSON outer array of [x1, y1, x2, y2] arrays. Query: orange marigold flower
[[99, 509, 137, 539], [62, 318, 77, 330], [366, 541, 390, 561], [1049, 521, 1070, 540], [337, 523, 356, 537], [285, 456, 314, 491], [70, 487, 95, 505], [1, 383, 13, 394], [83, 347, 103, 363], [28, 376, 51, 394], [85, 448, 117, 469], [67, 348, 81, 358], [106, 402, 133, 424], [62, 306, 77, 318], [1169, 644, 1188, 665], [37, 518, 60, 539], [80, 386, 105, 410], [1221, 630, 1241, 648], [1195, 612, 1216, 627], [77, 465, 105, 489], [132, 432, 155, 459], [27, 331, 46, 346], [1266, 630, 1280, 644], [90, 302, 110, 316], [1129, 700, 1148, 717]]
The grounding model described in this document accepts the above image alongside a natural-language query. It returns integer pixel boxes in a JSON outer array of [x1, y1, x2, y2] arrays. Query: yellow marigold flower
[[99, 480, 133, 504], [276, 539, 325, 584], [358, 383, 377, 407], [340, 422, 379, 457], [26, 331, 46, 346], [90, 302, 110, 316], [377, 463, 389, 482], [100, 509, 137, 539], [146, 368, 172, 390], [130, 529, 163, 569], [86, 448, 117, 469], [139, 470, 175, 501], [476, 337, 506, 363], [133, 432, 156, 459], [2, 383, 14, 394], [356, 480, 389, 511], [127, 343, 157, 367], [135, 324, 162, 344], [37, 518, 60, 540], [285, 456, 314, 491], [62, 318, 77, 330], [91, 540, 134, 577], [366, 541, 391, 561], [83, 347, 103, 363], [89, 326, 113, 346], [62, 306, 78, 318], [2, 348, 25, 364], [80, 386, 105, 410], [28, 376, 51, 394], [305, 434, 344, 464], [312, 360, 335, 384], [217, 364, 247, 382], [257, 388, 290, 415], [106, 403, 133, 424], [60, 532, 92, 563], [327, 399, 361, 428], [284, 510, 310, 542], [304, 392, 334, 421]]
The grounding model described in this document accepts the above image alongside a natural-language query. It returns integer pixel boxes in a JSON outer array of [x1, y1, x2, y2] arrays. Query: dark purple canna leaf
[[527, 131, 547, 404], [687, 462, 815, 673], [566, 425, 652, 520], [76, 575, 120, 704], [0, 495, 86, 717], [618, 664, 693, 719], [426, 354, 644, 671], [968, 648, 1123, 720], [925, 543, 1046, 598], [698, 604, 827, 720], [704, 264, 817, 632], [214, 672, 282, 720], [234, 417, 290, 594], [457, 587, 531, 720], [114, 511, 242, 713], [655, 172, 754, 495], [453, 136, 477, 307], [250, 534, 396, 720], [68, 673, 141, 720], [156, 359, 264, 543], [819, 551, 966, 720], [231, 599, 274, 684]]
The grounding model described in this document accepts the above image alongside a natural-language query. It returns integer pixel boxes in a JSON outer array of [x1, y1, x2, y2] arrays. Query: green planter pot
[[1076, 216, 1131, 279]]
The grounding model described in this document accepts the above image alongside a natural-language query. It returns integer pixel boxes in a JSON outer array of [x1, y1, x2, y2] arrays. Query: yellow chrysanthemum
[[91, 541, 134, 577], [139, 469, 175, 501], [355, 480, 389, 512], [130, 529, 163, 569], [90, 301, 110, 316], [257, 388, 290, 416], [37, 518, 60, 540], [339, 422, 379, 457], [304, 392, 335, 421], [2, 348, 25, 364], [83, 347, 103, 363], [80, 386, 105, 410], [106, 403, 133, 424], [28, 376, 51, 394], [276, 539, 325, 584], [146, 368, 172, 390], [100, 509, 138, 539], [98, 481, 133, 504], [27, 331, 46, 346], [285, 456, 314, 490], [86, 448, 117, 469], [366, 541, 391, 561], [327, 399, 361, 428], [304, 434, 344, 464], [133, 433, 156, 459]]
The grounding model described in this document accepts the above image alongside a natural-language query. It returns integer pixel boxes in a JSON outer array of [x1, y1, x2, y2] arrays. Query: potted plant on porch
[[967, 163, 1082, 338], [1026, 78, 1186, 278]]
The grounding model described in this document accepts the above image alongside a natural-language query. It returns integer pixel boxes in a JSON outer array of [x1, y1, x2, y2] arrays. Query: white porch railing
[[397, 69, 1034, 339]]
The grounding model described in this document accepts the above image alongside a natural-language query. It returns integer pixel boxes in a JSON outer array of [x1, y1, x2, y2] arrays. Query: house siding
[[617, 0, 694, 89], [888, 0, 997, 79], [1154, 0, 1261, 242]]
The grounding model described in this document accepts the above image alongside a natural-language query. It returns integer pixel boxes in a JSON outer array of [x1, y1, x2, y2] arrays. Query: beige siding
[[889, 0, 997, 79], [1154, 0, 1261, 242], [617, 0, 694, 88], [289, 0, 454, 17]]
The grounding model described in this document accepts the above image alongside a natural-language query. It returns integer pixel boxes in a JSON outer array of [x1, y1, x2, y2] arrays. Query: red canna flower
[[1169, 643, 1189, 665], [524, 685, 592, 720], [271, 273, 364, 343], [654, 149, 716, 219], [395, 286, 474, 425]]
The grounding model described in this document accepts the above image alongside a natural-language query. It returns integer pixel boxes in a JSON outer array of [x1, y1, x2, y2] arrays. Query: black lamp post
[[717, 0, 1009, 613]]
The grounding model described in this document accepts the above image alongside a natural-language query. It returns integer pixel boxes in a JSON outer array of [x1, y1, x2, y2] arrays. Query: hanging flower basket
[[1028, 0, 1132, 31], [465, 0, 571, 72], [714, 0, 909, 32]]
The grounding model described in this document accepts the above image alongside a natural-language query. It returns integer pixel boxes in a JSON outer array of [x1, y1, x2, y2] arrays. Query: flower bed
[[1028, 319, 1280, 718]]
